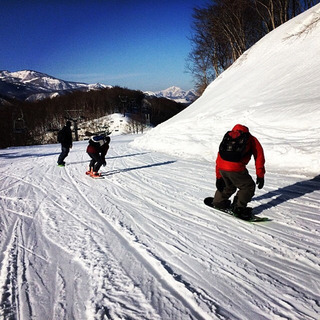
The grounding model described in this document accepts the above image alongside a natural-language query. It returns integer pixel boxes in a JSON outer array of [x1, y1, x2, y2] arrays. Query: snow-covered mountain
[[145, 86, 198, 104], [0, 70, 196, 104], [0, 70, 111, 102]]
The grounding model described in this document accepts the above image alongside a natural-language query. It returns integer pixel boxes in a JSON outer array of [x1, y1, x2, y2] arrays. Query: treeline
[[188, 0, 318, 93], [0, 87, 186, 148]]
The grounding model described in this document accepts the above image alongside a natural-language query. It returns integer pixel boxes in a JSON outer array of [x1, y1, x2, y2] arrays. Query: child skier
[[212, 124, 265, 220], [86, 135, 110, 177]]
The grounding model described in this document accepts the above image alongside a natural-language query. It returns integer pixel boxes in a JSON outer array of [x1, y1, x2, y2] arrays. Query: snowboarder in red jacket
[[86, 135, 110, 177], [213, 124, 265, 220]]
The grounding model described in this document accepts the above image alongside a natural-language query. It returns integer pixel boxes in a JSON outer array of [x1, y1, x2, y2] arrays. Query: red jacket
[[87, 143, 109, 158], [216, 124, 265, 179]]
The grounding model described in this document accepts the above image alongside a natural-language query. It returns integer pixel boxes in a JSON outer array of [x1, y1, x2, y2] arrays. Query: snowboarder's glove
[[256, 177, 264, 189], [216, 178, 225, 192], [102, 160, 106, 167]]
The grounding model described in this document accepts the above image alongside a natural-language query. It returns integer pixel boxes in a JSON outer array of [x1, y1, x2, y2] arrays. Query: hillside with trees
[[188, 0, 318, 93], [2, 0, 318, 148], [0, 86, 185, 148]]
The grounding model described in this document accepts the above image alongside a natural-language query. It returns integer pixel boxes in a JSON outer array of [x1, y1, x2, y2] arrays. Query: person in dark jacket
[[86, 135, 110, 177], [57, 121, 73, 166], [212, 124, 265, 220]]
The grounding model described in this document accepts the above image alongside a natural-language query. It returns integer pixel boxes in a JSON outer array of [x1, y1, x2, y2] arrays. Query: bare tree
[[187, 0, 317, 93], [188, 0, 263, 94]]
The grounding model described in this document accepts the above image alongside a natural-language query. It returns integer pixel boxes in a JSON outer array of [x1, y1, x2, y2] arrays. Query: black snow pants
[[88, 152, 104, 172], [213, 169, 256, 208]]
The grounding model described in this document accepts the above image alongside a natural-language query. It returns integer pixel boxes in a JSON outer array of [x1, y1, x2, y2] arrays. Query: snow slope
[[0, 136, 319, 319], [77, 113, 132, 139], [132, 4, 320, 176]]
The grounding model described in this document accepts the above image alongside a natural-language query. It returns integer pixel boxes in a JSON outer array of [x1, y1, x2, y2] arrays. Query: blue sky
[[0, 0, 209, 91]]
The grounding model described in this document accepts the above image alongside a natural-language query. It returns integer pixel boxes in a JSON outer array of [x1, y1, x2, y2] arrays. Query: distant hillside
[[0, 83, 186, 148]]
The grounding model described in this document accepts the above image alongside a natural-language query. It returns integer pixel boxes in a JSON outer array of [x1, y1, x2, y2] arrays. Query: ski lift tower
[[65, 109, 83, 141], [13, 109, 27, 134], [119, 95, 128, 115]]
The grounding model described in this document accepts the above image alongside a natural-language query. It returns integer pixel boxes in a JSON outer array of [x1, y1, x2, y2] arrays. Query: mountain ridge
[[0, 70, 196, 104], [145, 86, 198, 104], [0, 70, 111, 103]]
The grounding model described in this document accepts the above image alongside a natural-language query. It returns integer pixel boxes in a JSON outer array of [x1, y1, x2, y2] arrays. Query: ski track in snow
[[0, 136, 319, 320]]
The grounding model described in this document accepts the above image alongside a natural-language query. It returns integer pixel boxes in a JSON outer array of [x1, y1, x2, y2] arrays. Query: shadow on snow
[[101, 160, 176, 176], [0, 152, 60, 159], [253, 175, 320, 214], [106, 152, 150, 160], [68, 153, 152, 165]]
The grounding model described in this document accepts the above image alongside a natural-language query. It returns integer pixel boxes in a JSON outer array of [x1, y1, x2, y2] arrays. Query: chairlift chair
[[13, 112, 27, 134]]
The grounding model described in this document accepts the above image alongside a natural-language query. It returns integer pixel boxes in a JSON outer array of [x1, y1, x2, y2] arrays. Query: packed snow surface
[[0, 136, 319, 319], [1, 4, 320, 320]]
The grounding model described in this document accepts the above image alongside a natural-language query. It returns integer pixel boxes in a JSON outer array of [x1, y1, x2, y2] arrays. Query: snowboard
[[85, 172, 104, 179], [204, 197, 270, 222]]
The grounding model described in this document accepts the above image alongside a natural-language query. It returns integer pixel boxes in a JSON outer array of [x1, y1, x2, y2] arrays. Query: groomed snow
[[0, 136, 319, 319], [1, 4, 320, 320]]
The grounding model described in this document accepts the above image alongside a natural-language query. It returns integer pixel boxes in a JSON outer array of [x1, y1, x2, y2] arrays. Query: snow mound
[[132, 4, 320, 176]]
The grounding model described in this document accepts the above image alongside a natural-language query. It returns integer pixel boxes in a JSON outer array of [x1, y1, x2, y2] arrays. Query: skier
[[86, 135, 110, 177], [212, 124, 265, 220], [57, 120, 73, 166]]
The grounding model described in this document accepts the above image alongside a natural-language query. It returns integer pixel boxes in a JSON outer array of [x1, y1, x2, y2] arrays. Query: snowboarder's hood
[[232, 124, 249, 133]]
